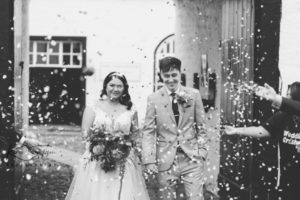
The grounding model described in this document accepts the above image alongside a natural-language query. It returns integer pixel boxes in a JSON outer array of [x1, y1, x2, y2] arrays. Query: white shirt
[[166, 86, 181, 102]]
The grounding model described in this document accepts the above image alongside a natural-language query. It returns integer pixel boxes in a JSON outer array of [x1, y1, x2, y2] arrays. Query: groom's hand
[[145, 163, 158, 174]]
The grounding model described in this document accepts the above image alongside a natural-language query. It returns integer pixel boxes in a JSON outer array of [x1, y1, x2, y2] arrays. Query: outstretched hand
[[255, 83, 277, 101], [23, 139, 46, 157], [222, 125, 237, 135]]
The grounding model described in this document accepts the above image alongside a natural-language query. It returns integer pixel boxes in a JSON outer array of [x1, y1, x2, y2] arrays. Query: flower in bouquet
[[86, 125, 133, 172], [92, 144, 105, 155]]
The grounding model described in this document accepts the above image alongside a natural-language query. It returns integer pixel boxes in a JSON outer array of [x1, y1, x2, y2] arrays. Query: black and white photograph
[[0, 0, 299, 200]]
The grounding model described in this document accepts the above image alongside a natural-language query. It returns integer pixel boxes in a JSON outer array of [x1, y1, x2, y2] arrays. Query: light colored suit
[[142, 85, 207, 200]]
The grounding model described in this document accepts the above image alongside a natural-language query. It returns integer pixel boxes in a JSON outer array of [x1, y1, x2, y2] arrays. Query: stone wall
[[174, 0, 223, 194]]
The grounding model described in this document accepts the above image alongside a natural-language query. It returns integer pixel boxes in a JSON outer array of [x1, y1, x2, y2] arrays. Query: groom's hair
[[159, 56, 181, 73], [290, 81, 300, 101]]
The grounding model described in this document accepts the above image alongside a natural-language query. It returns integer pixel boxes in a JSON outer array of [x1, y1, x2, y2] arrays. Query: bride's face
[[106, 77, 125, 101]]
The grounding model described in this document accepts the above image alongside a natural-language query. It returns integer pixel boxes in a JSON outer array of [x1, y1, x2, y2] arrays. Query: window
[[29, 38, 84, 68]]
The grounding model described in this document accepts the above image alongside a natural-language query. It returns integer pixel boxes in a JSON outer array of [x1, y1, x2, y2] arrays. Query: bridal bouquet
[[86, 125, 133, 172]]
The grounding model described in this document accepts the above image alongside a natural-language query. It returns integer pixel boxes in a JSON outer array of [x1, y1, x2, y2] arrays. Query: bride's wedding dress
[[65, 106, 150, 200]]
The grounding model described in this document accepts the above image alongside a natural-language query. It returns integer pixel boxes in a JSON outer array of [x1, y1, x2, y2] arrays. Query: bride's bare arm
[[81, 107, 96, 138]]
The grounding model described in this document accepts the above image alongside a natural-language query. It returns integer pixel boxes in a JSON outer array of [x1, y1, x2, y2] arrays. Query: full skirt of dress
[[65, 151, 150, 200]]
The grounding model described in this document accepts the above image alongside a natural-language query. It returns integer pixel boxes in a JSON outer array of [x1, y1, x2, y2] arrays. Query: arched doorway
[[153, 34, 177, 91]]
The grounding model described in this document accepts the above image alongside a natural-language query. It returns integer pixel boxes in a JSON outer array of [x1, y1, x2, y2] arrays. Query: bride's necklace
[[111, 108, 118, 118], [105, 100, 121, 118]]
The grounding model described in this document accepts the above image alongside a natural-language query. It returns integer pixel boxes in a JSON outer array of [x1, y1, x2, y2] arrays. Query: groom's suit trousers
[[157, 149, 205, 200]]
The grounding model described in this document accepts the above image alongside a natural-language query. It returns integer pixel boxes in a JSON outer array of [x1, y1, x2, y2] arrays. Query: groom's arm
[[194, 90, 206, 133], [194, 90, 208, 147], [142, 95, 157, 165]]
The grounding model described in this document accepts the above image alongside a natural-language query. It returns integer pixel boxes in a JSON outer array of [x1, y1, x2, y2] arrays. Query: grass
[[21, 158, 218, 200], [22, 158, 73, 200]]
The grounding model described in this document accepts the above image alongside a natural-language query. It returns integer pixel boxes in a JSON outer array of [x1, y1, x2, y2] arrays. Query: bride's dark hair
[[100, 72, 133, 110]]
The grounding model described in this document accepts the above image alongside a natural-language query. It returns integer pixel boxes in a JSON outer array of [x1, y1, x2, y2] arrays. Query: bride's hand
[[145, 163, 158, 173]]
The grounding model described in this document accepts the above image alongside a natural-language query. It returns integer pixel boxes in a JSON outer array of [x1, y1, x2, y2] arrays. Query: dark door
[[29, 68, 85, 125]]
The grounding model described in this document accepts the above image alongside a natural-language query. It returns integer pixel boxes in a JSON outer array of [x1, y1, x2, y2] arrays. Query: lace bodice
[[92, 106, 135, 135], [66, 106, 150, 200]]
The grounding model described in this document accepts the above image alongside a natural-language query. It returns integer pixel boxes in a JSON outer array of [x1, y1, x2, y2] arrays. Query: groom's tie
[[171, 92, 179, 125]]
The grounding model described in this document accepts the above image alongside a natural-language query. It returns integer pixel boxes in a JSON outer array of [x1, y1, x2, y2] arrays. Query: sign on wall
[[99, 62, 141, 82]]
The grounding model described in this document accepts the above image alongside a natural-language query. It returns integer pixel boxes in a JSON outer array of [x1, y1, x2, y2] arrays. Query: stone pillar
[[174, 0, 222, 195], [14, 0, 30, 132], [13, 1, 30, 198], [175, 0, 222, 89]]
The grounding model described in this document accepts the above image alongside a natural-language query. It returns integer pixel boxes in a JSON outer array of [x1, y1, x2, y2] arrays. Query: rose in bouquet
[[86, 125, 133, 172]]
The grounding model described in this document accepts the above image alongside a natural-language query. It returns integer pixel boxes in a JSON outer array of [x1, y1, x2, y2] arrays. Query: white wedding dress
[[65, 106, 150, 200]]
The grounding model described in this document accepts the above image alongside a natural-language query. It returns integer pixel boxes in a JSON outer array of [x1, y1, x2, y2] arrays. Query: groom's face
[[160, 68, 181, 92]]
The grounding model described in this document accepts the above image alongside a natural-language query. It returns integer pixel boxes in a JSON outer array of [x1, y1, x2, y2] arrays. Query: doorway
[[28, 36, 86, 125]]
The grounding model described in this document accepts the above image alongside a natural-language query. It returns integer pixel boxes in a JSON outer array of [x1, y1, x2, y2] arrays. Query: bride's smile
[[106, 78, 124, 101]]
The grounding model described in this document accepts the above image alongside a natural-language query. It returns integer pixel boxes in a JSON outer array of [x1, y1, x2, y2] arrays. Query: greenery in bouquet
[[86, 125, 133, 172]]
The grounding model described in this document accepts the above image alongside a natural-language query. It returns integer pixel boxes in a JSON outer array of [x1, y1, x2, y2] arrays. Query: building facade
[[0, 0, 287, 199]]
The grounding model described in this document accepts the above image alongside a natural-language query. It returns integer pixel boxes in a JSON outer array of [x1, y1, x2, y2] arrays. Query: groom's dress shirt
[[166, 87, 180, 102]]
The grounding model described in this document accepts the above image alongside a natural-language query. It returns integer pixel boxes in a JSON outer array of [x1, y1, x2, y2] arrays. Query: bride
[[65, 72, 150, 200]]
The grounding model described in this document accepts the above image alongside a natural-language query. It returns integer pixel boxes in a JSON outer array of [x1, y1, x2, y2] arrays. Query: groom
[[142, 56, 207, 200]]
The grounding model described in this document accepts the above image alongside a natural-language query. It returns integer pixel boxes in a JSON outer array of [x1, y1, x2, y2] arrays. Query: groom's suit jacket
[[281, 97, 300, 117], [142, 86, 207, 171]]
